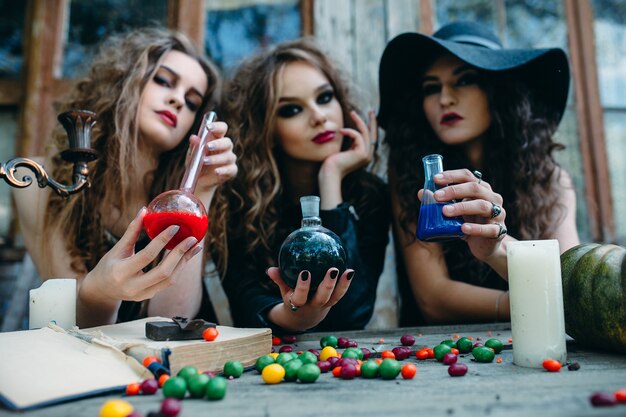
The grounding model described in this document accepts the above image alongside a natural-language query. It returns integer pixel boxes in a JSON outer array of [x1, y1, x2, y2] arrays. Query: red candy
[[448, 363, 468, 377]]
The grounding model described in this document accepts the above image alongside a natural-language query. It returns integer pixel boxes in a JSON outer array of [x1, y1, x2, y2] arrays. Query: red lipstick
[[440, 112, 463, 126], [157, 110, 177, 127], [312, 130, 335, 144]]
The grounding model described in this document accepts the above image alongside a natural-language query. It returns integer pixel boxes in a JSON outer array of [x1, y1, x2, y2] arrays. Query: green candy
[[205, 376, 227, 400], [162, 376, 187, 399], [320, 335, 338, 348], [297, 363, 321, 383], [255, 355, 275, 373], [360, 360, 380, 378], [456, 337, 473, 353], [223, 360, 244, 378], [472, 346, 496, 362], [187, 373, 210, 398], [485, 338, 504, 354], [433, 343, 452, 361]]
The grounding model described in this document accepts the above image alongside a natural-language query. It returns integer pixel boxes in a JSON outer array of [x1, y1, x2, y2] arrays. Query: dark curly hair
[[386, 67, 566, 247], [220, 38, 380, 278]]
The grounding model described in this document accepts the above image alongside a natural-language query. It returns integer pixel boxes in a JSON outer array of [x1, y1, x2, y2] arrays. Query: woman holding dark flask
[[378, 21, 580, 325], [13, 28, 237, 328], [219, 38, 391, 334]]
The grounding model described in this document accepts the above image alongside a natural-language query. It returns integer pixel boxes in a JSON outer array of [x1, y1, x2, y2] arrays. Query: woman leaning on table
[[377, 21, 580, 326], [218, 38, 390, 334], [13, 28, 237, 328]]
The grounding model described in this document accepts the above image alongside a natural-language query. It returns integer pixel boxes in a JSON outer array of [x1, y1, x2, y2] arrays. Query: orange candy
[[615, 389, 626, 403], [496, 357, 503, 364], [381, 350, 395, 360], [125, 382, 141, 396], [332, 366, 342, 378], [450, 348, 460, 355], [203, 327, 219, 341], [142, 356, 160, 367], [415, 349, 429, 360], [158, 374, 170, 387], [401, 363, 417, 379], [542, 359, 562, 372]]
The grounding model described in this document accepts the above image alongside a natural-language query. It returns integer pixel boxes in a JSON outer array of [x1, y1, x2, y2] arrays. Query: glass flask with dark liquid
[[278, 196, 347, 289], [416, 154, 464, 242], [143, 112, 216, 250]]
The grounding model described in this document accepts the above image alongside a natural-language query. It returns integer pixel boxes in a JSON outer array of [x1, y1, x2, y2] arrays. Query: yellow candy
[[261, 363, 285, 384], [269, 352, 279, 360], [99, 399, 133, 417], [319, 346, 339, 361]]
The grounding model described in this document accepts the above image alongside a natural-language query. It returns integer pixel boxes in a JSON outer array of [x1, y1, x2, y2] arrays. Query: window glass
[[0, 110, 18, 241], [592, 0, 626, 243], [63, 0, 167, 79], [204, 0, 301, 75], [0, 0, 26, 79], [433, 0, 590, 242]]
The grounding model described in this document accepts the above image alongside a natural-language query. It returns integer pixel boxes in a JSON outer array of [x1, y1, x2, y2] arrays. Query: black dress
[[221, 172, 391, 334]]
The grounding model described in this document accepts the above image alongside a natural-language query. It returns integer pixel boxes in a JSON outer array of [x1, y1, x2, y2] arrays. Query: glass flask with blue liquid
[[279, 196, 347, 289], [416, 154, 465, 242]]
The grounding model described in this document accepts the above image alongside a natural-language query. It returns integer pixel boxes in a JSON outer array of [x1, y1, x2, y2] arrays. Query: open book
[[0, 317, 271, 411]]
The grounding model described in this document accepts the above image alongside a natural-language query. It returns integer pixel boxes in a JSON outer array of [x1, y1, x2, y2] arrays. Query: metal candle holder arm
[[0, 110, 98, 198]]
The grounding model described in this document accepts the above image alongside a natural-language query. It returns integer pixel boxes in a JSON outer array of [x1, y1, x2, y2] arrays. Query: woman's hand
[[266, 266, 355, 332], [418, 168, 508, 262], [319, 110, 377, 183], [78, 208, 202, 325], [318, 111, 377, 209], [193, 121, 238, 192]]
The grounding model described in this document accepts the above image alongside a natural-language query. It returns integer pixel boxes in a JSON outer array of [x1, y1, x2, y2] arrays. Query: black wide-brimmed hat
[[378, 21, 570, 130]]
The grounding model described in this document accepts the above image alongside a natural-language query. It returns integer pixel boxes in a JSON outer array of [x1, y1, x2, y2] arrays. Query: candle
[[29, 279, 77, 329], [507, 240, 567, 368]]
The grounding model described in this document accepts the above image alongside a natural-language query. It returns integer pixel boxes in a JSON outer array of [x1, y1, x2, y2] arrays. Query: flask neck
[[422, 154, 444, 181], [179, 112, 216, 192], [302, 216, 322, 227]]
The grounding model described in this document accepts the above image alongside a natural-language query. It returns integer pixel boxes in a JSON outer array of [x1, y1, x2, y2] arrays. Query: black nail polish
[[330, 269, 339, 279], [301, 271, 310, 281], [346, 271, 355, 281]]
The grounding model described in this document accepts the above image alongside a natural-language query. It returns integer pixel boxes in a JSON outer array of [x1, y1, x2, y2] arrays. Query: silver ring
[[495, 223, 507, 238], [473, 170, 482, 185], [288, 295, 299, 312], [490, 202, 502, 219]]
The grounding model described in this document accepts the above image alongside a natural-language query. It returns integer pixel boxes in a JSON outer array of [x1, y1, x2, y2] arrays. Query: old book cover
[[80, 317, 273, 375]]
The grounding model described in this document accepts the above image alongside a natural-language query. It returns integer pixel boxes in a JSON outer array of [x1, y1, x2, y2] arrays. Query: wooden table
[[2, 323, 625, 417]]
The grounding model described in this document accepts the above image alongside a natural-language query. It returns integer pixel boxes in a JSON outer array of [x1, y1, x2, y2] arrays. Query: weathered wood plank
[[314, 0, 354, 77], [387, 0, 420, 38], [354, 0, 386, 109]]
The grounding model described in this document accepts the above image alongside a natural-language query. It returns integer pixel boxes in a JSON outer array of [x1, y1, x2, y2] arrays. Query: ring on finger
[[495, 223, 507, 239], [473, 170, 482, 185], [288, 294, 299, 312], [490, 202, 502, 219]]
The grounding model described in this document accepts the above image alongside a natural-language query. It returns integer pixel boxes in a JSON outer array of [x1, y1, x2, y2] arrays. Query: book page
[[0, 327, 150, 410]]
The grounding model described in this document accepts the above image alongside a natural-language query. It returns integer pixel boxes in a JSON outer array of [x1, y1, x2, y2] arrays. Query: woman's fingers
[[289, 270, 312, 308], [443, 199, 506, 220], [325, 269, 354, 306]]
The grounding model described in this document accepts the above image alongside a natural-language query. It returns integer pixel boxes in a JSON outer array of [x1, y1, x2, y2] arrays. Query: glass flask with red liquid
[[416, 154, 465, 242], [278, 196, 347, 289], [143, 112, 216, 250]]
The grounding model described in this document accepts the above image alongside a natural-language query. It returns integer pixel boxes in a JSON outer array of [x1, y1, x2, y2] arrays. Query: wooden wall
[[313, 0, 423, 111]]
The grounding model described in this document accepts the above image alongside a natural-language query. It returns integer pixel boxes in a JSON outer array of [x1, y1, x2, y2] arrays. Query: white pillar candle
[[29, 279, 77, 329], [507, 240, 567, 368]]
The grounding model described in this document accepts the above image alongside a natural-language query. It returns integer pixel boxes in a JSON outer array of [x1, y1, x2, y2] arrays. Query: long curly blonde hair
[[45, 27, 225, 273]]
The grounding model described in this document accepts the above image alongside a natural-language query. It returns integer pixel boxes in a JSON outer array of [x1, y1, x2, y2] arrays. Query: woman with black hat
[[378, 21, 580, 325]]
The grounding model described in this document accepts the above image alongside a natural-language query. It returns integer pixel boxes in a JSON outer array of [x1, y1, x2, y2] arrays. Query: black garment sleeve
[[313, 183, 391, 331]]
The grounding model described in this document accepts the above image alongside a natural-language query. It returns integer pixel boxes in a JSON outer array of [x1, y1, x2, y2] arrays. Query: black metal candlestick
[[0, 110, 98, 198]]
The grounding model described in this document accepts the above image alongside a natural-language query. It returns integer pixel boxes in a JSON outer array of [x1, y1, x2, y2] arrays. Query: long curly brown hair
[[44, 27, 226, 273], [386, 67, 566, 243], [220, 38, 377, 275]]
